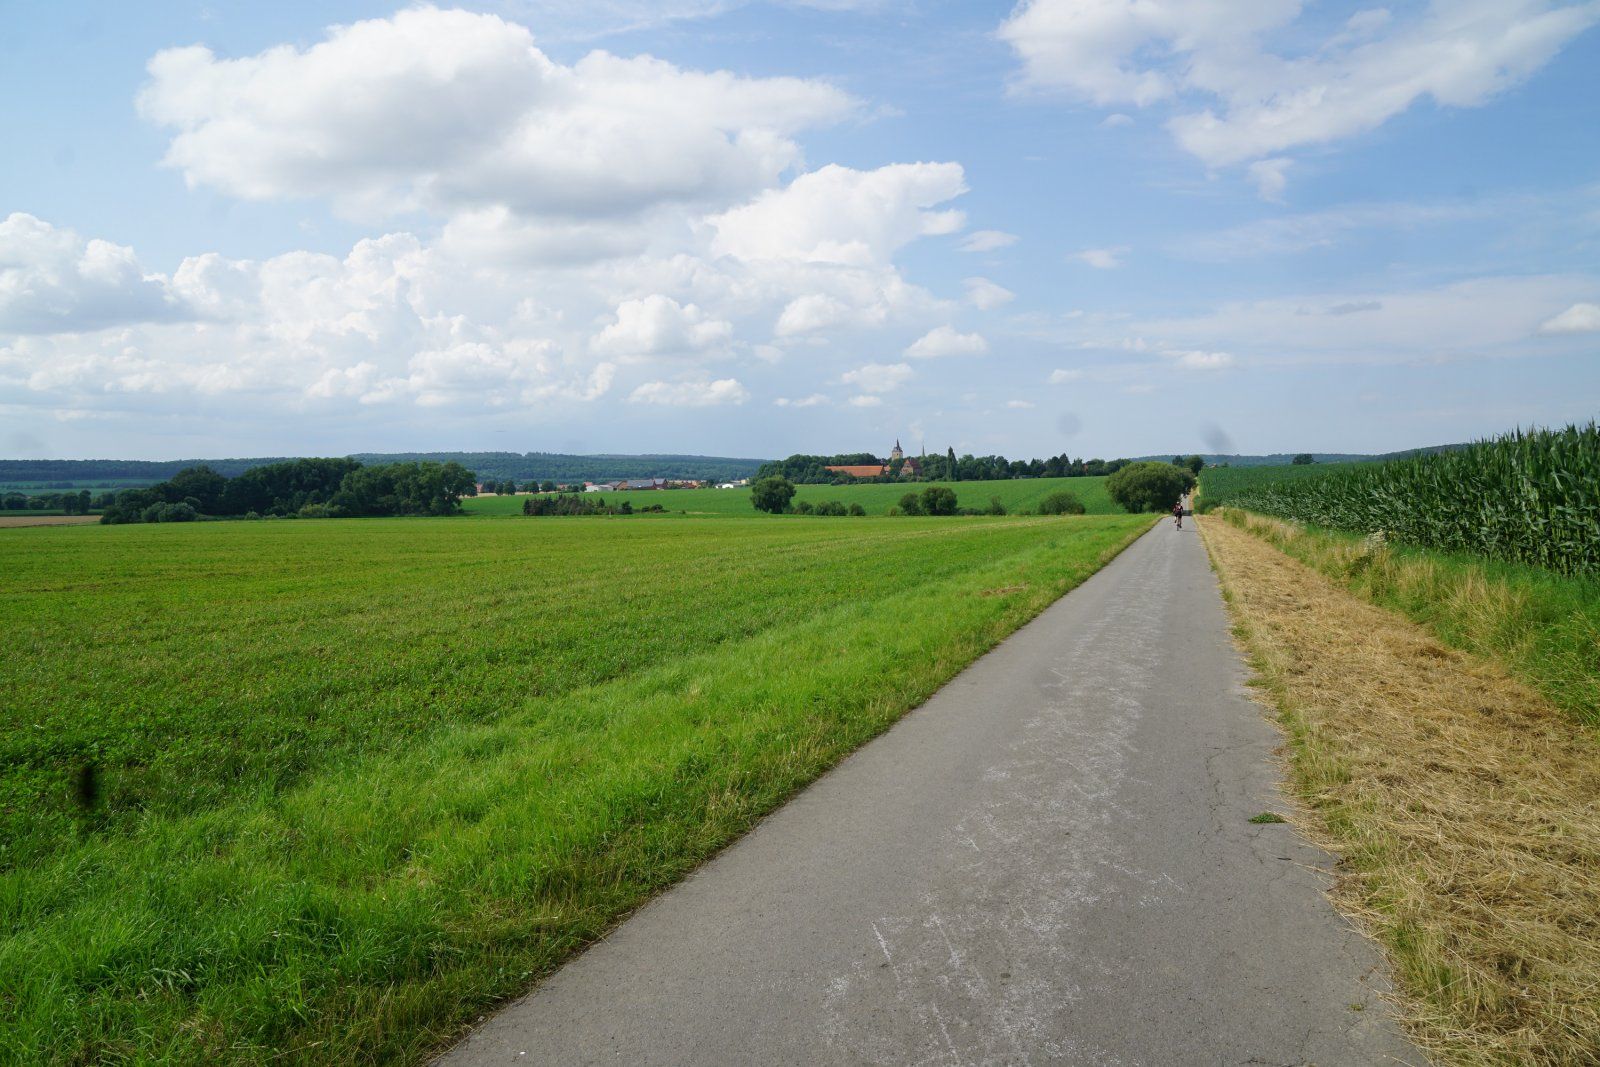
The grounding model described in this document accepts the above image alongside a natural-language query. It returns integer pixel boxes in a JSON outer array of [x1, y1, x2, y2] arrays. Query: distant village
[[478, 439, 923, 496], [475, 477, 751, 495], [474, 437, 1133, 497], [581, 477, 750, 492]]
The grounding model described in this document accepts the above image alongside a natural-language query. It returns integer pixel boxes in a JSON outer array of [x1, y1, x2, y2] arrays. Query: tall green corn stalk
[[1198, 424, 1600, 576]]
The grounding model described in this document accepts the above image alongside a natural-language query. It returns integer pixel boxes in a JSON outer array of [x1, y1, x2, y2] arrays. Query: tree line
[[98, 458, 478, 523], [0, 452, 765, 490], [484, 479, 573, 495], [756, 451, 1139, 485], [2, 490, 96, 513], [521, 494, 666, 516]]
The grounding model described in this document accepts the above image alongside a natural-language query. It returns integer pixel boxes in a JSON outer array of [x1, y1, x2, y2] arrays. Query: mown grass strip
[[1213, 508, 1600, 727], [2, 514, 1151, 1064], [1201, 514, 1600, 1065], [3, 515, 1110, 866]]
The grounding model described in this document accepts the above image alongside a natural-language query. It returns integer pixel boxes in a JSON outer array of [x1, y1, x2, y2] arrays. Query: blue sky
[[2, 0, 1597, 461]]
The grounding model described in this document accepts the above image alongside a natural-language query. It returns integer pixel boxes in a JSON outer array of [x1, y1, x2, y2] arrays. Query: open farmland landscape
[[1, 511, 1152, 1062], [464, 475, 1117, 518], [8, 2, 1600, 1063]]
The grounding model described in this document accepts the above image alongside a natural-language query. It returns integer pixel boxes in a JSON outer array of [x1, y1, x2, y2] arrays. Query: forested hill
[[1134, 443, 1466, 467], [349, 452, 767, 483], [0, 452, 769, 488]]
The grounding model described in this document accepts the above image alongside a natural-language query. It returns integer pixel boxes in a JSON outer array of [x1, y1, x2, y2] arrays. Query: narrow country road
[[439, 518, 1421, 1066]]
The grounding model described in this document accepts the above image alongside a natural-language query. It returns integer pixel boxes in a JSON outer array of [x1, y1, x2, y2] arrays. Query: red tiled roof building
[[825, 440, 921, 479]]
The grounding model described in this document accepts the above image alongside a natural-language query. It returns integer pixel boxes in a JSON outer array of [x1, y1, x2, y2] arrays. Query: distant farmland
[[1, 511, 1152, 1063], [464, 475, 1117, 517]]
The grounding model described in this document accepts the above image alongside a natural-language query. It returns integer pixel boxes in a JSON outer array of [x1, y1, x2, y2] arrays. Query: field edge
[[1197, 513, 1600, 1066]]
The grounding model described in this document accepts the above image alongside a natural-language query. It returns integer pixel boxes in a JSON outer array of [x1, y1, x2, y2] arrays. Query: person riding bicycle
[[1172, 497, 1184, 530]]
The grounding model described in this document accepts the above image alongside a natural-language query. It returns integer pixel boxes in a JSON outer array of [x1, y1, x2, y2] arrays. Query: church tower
[[889, 439, 904, 462]]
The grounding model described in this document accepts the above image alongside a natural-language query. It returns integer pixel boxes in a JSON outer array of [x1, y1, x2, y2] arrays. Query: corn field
[[1198, 424, 1600, 576]]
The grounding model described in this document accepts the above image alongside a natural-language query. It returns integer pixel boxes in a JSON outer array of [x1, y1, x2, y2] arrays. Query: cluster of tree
[[916, 451, 1132, 482], [754, 454, 884, 484], [2, 490, 97, 513], [487, 479, 574, 494], [1036, 491, 1086, 515], [521, 494, 666, 516], [1105, 462, 1196, 513], [891, 487, 961, 516], [746, 479, 868, 515], [98, 459, 477, 523], [756, 451, 1135, 484], [793, 500, 868, 516], [1170, 455, 1206, 475]]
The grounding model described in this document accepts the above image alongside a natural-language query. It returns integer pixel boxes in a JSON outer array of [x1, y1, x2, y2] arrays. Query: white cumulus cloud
[[1076, 246, 1125, 269], [841, 361, 913, 393], [0, 213, 189, 334], [1001, 0, 1600, 169], [709, 162, 967, 266], [628, 377, 750, 406], [1247, 158, 1292, 203], [138, 6, 856, 221], [1163, 348, 1235, 371], [905, 325, 988, 359], [591, 294, 733, 358], [964, 277, 1015, 310], [959, 229, 1018, 253], [1539, 302, 1600, 335]]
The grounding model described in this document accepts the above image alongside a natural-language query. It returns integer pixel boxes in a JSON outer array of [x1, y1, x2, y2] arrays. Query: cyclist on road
[[1172, 497, 1185, 530]]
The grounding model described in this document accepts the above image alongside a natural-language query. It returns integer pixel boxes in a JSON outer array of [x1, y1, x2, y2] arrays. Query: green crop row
[[1198, 424, 1600, 576]]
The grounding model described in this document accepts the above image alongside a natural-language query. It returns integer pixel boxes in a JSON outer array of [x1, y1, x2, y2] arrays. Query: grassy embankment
[[1203, 511, 1593, 1062], [1201, 511, 1599, 1064], [2, 512, 1152, 1064], [1214, 508, 1600, 726], [463, 475, 1116, 517]]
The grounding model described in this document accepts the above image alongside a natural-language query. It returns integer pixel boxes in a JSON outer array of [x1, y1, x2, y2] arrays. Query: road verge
[[1199, 513, 1600, 1065]]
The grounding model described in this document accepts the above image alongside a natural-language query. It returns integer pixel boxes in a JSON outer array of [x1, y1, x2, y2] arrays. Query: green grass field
[[2, 511, 1152, 1063], [464, 475, 1116, 517]]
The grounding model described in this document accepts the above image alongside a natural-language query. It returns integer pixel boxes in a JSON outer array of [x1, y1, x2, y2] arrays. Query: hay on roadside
[[1200, 514, 1600, 1066]]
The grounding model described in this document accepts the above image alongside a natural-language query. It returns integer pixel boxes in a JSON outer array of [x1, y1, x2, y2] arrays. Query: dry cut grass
[[0, 514, 101, 528], [1200, 513, 1600, 1066]]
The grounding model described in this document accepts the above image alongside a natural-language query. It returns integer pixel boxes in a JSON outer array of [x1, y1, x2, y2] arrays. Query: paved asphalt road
[[439, 518, 1421, 1066]]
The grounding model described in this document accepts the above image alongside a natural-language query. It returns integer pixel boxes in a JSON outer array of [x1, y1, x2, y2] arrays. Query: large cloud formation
[[0, 214, 189, 334], [137, 6, 856, 221], [3, 9, 991, 425], [1001, 0, 1600, 173]]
